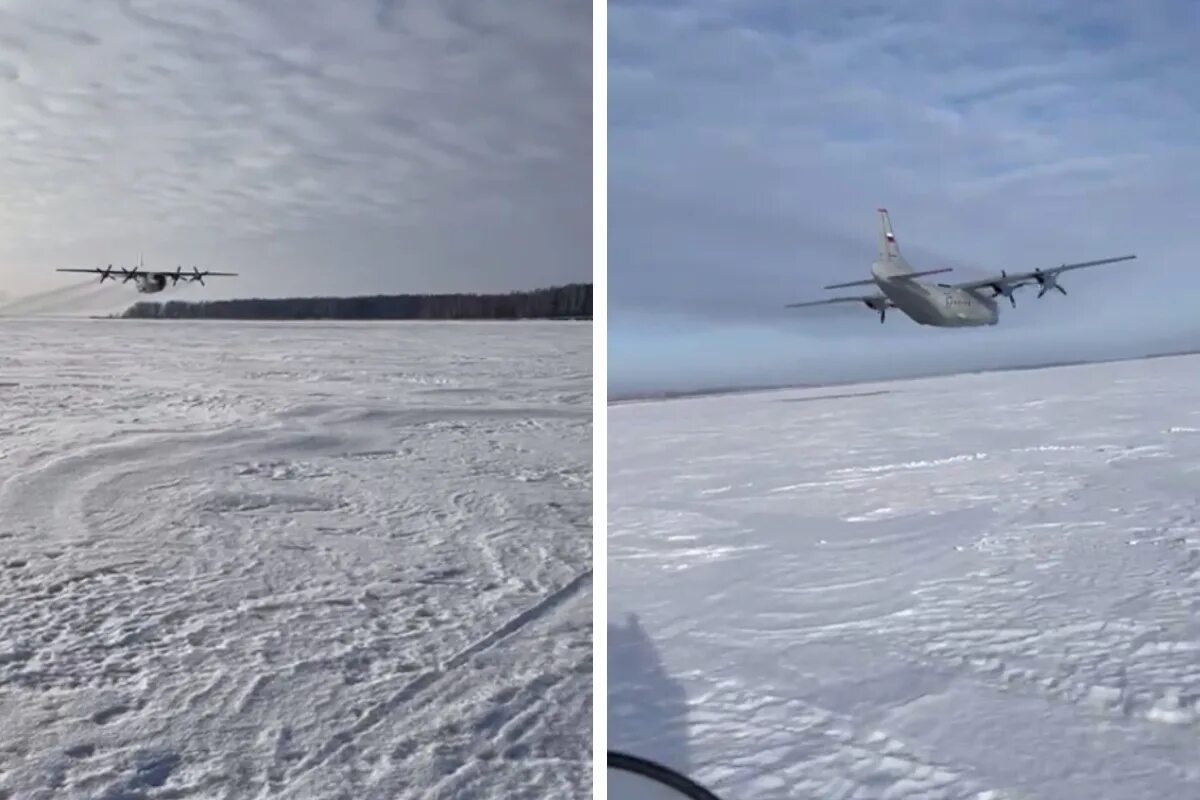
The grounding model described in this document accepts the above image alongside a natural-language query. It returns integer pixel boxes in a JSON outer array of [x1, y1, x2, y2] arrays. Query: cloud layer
[[610, 0, 1200, 394], [0, 0, 591, 299]]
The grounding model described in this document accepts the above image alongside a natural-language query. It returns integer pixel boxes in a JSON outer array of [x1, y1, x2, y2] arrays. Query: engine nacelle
[[862, 297, 887, 323]]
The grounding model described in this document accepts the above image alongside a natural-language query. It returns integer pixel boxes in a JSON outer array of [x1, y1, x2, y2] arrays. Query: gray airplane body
[[787, 209, 1135, 326]]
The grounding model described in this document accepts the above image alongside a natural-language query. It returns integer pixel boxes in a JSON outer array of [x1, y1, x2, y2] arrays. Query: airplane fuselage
[[871, 258, 998, 327], [135, 273, 168, 293]]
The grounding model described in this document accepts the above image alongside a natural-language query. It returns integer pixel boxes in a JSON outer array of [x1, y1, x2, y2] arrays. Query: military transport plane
[[786, 209, 1135, 326], [57, 254, 237, 294]]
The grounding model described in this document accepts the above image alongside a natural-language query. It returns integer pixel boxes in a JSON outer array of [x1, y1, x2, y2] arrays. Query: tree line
[[121, 283, 592, 321]]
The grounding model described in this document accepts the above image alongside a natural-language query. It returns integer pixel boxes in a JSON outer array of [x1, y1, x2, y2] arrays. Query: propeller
[[863, 298, 887, 323], [98, 264, 114, 283], [169, 265, 184, 285], [1034, 269, 1067, 298], [121, 267, 138, 283], [990, 269, 1019, 308], [189, 266, 206, 285]]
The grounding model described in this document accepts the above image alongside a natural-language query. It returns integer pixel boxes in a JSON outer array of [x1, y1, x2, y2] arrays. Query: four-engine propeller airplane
[[786, 209, 1135, 326], [56, 254, 237, 294]]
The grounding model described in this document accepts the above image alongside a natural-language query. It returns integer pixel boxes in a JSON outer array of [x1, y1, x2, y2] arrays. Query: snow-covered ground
[[609, 355, 1200, 800], [0, 318, 592, 800]]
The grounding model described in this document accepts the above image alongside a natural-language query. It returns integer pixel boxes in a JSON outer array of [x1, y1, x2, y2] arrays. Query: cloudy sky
[[0, 0, 590, 302], [609, 0, 1200, 396]]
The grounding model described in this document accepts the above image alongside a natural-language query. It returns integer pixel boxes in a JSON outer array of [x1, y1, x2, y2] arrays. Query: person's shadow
[[608, 612, 693, 779]]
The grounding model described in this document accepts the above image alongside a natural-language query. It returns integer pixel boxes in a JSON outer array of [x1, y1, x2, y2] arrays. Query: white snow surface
[[609, 356, 1200, 800], [0, 319, 592, 800]]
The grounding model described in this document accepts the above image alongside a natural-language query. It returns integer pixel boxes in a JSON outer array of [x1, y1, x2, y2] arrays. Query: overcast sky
[[0, 0, 590, 302], [609, 0, 1200, 396]]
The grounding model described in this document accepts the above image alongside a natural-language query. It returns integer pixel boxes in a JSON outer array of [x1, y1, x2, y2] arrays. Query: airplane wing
[[950, 255, 1136, 293], [145, 270, 238, 277], [55, 268, 238, 276], [785, 293, 892, 309]]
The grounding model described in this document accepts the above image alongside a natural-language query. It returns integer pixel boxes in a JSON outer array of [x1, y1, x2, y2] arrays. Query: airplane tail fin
[[877, 208, 901, 260]]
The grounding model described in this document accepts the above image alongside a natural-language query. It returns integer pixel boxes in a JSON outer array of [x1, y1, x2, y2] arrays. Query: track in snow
[[0, 318, 592, 800], [609, 357, 1200, 800]]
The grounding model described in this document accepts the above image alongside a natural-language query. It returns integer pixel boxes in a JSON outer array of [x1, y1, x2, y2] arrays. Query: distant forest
[[121, 283, 591, 321]]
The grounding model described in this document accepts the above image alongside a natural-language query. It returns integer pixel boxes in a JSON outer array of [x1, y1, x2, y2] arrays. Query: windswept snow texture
[[0, 319, 592, 800], [609, 357, 1200, 800]]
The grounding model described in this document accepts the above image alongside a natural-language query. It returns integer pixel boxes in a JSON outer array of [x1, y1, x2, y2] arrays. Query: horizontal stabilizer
[[822, 267, 951, 290], [821, 277, 876, 289]]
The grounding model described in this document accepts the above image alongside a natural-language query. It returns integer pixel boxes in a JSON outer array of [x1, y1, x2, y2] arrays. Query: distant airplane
[[56, 253, 237, 294], [785, 209, 1136, 326]]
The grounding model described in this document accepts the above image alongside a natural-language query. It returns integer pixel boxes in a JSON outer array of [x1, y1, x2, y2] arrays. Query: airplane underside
[[877, 280, 998, 327], [889, 305, 998, 328], [915, 314, 995, 328], [872, 302, 995, 328]]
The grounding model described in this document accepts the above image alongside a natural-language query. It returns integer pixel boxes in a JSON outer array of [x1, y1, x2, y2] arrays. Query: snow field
[[610, 355, 1200, 799], [0, 318, 592, 800]]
